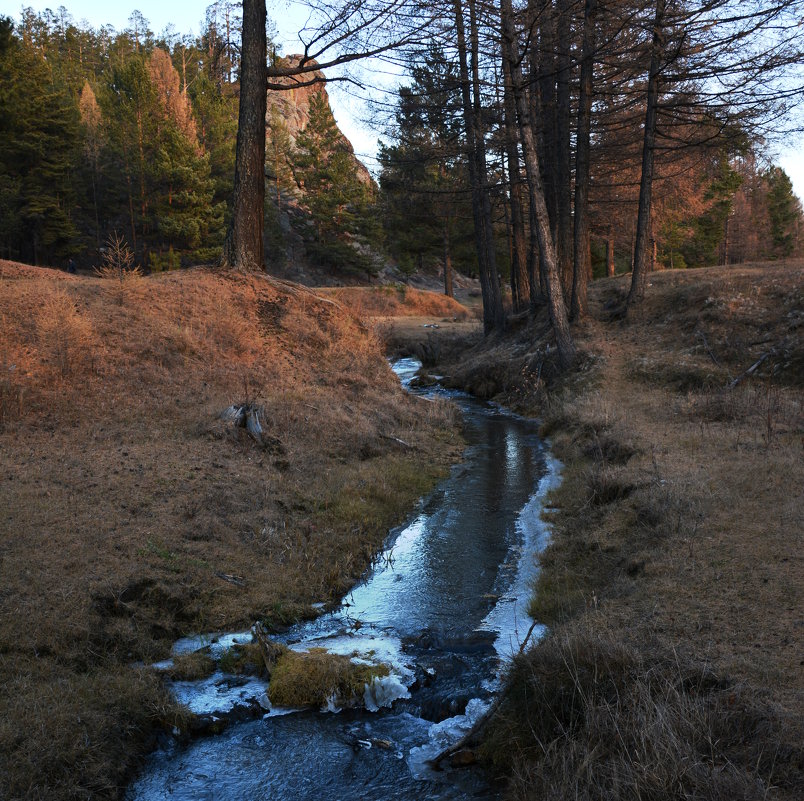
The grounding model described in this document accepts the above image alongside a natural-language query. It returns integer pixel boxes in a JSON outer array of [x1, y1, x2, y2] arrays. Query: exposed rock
[[266, 55, 372, 187]]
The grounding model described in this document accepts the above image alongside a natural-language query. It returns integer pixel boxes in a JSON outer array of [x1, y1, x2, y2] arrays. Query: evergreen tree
[[0, 22, 80, 264], [294, 92, 376, 273], [765, 167, 801, 258], [378, 45, 474, 284]]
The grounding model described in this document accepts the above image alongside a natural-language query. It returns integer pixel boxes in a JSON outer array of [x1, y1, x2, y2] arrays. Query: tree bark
[[454, 0, 505, 334], [221, 0, 267, 271], [502, 55, 530, 313], [555, 0, 573, 301], [627, 0, 665, 308], [500, 0, 576, 368], [534, 0, 557, 238], [571, 0, 597, 320], [443, 221, 454, 298], [606, 227, 615, 276]]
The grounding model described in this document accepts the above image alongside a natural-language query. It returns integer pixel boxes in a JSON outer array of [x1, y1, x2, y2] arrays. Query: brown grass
[[429, 262, 803, 800], [317, 284, 472, 319], [483, 626, 799, 800], [267, 648, 390, 708], [0, 262, 463, 800]]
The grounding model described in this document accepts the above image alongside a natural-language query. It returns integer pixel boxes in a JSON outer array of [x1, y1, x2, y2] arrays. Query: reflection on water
[[127, 358, 560, 801]]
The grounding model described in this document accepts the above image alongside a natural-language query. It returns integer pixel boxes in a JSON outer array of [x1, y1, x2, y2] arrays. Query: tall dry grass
[[484, 628, 797, 801]]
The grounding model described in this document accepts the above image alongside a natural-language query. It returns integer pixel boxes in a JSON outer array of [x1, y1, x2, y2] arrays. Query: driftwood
[[219, 403, 266, 445], [253, 622, 288, 679], [380, 433, 412, 449]]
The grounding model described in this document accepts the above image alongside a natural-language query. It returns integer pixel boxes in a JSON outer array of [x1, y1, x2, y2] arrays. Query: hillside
[[0, 262, 463, 799]]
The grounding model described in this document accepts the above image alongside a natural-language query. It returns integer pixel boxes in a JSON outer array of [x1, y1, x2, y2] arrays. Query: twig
[[380, 433, 411, 449], [214, 572, 246, 587], [695, 329, 721, 367], [429, 621, 542, 769]]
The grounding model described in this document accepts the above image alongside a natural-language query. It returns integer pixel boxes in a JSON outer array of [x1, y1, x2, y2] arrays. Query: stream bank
[[126, 358, 561, 800]]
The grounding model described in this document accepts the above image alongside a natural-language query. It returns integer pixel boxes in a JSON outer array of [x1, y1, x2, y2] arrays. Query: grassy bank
[[430, 263, 803, 799], [0, 262, 464, 800]]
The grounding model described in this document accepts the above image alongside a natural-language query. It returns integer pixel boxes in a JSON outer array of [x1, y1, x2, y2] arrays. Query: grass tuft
[[267, 648, 390, 708]]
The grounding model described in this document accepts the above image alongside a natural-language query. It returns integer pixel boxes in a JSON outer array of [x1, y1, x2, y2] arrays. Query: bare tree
[[500, 0, 576, 367]]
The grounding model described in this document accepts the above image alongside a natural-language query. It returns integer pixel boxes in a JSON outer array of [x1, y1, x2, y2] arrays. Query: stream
[[127, 358, 560, 801]]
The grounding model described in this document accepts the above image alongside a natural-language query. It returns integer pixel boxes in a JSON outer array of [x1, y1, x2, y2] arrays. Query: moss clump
[[268, 648, 390, 708]]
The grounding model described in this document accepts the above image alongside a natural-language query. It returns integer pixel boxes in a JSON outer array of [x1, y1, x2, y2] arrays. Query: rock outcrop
[[266, 55, 372, 186]]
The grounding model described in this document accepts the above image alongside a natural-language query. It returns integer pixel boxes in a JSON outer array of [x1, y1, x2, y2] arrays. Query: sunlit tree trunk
[[221, 0, 267, 271], [443, 221, 454, 297]]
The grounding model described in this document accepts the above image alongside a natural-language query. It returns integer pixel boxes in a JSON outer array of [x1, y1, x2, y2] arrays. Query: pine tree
[[378, 45, 474, 288], [765, 167, 801, 259], [293, 92, 376, 273], [0, 21, 80, 264]]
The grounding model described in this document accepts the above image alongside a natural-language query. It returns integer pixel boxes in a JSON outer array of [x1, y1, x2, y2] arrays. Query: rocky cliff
[[266, 55, 372, 186]]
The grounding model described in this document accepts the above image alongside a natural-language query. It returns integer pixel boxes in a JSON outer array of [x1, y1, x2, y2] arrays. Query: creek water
[[127, 358, 560, 801]]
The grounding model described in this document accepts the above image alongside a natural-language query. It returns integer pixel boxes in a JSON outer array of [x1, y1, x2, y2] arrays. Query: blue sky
[[8, 1, 804, 199]]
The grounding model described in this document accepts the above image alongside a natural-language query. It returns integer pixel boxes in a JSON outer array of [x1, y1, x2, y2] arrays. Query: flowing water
[[128, 358, 560, 801]]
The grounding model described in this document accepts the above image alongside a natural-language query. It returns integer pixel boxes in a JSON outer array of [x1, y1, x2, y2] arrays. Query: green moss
[[268, 648, 390, 708]]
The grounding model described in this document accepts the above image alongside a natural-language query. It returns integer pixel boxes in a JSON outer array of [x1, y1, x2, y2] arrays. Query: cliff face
[[266, 55, 372, 186]]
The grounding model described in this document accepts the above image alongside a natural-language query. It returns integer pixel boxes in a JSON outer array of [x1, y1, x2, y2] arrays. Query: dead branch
[[729, 340, 788, 388], [380, 433, 412, 449]]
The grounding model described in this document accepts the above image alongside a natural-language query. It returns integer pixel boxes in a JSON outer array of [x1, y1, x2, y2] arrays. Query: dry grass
[[267, 648, 390, 708], [0, 262, 463, 800], [431, 262, 802, 800], [317, 284, 472, 319], [483, 626, 799, 801]]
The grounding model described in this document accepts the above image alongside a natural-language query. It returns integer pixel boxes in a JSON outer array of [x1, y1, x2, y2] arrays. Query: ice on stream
[[479, 452, 562, 663], [407, 698, 491, 779], [170, 673, 269, 716]]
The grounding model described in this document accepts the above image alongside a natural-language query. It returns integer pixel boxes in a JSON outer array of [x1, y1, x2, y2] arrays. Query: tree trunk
[[454, 0, 505, 334], [534, 0, 557, 239], [221, 0, 267, 272], [502, 55, 529, 313], [606, 227, 615, 276], [571, 0, 597, 320], [500, 0, 576, 368], [627, 0, 665, 308], [443, 221, 454, 298], [556, 0, 573, 301]]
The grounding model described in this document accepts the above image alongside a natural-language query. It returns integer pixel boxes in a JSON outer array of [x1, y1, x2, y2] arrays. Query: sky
[[7, 1, 804, 199]]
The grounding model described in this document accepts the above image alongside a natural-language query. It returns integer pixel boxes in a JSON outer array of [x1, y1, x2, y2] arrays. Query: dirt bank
[[411, 262, 803, 800], [0, 262, 464, 800]]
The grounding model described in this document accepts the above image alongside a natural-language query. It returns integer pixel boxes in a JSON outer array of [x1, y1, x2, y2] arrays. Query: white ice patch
[[320, 693, 343, 714], [170, 672, 268, 716], [479, 452, 562, 662], [407, 698, 490, 779], [363, 674, 412, 712], [171, 629, 253, 658], [390, 357, 422, 389]]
